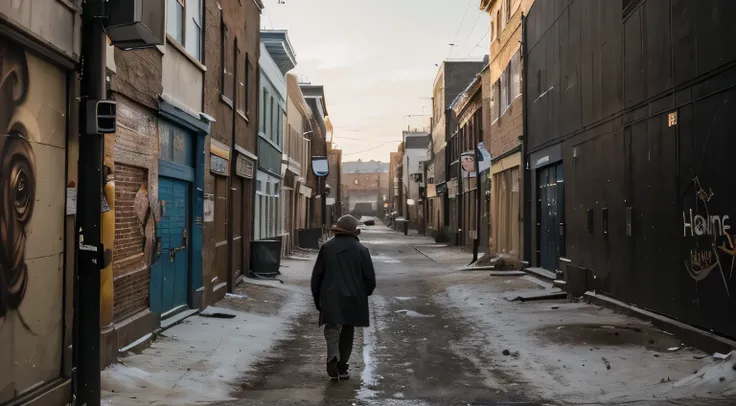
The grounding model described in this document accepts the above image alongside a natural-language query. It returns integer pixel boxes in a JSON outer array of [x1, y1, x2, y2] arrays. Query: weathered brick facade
[[202, 0, 262, 305], [490, 96, 523, 156], [102, 36, 163, 366]]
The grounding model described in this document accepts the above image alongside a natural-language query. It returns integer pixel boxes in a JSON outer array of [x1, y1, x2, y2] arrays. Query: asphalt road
[[214, 226, 549, 406], [214, 225, 735, 406]]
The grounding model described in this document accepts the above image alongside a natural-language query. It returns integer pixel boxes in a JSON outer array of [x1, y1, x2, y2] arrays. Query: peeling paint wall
[[0, 41, 69, 404]]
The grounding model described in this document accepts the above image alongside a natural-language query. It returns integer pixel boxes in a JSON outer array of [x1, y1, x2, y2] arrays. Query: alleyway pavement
[[103, 222, 736, 406]]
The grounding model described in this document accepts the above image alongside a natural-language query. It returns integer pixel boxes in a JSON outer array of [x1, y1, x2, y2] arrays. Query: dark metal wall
[[525, 0, 736, 338]]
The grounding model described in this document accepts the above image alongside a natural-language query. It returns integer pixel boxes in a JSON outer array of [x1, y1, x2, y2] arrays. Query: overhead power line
[[455, 12, 483, 58], [447, 0, 474, 59], [343, 141, 401, 156], [467, 31, 490, 57]]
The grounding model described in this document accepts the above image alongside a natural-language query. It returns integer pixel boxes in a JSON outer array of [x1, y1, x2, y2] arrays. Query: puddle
[[537, 323, 685, 351], [395, 309, 435, 318], [394, 297, 416, 301], [383, 259, 401, 264]]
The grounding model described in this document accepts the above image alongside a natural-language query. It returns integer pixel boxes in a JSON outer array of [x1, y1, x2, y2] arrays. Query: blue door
[[152, 177, 190, 314]]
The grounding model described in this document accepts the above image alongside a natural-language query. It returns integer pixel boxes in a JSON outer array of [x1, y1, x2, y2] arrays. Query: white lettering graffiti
[[683, 209, 730, 237]]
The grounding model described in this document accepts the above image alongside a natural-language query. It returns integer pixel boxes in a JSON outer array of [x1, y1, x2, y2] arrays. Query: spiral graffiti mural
[[0, 42, 36, 331], [1, 39, 69, 403]]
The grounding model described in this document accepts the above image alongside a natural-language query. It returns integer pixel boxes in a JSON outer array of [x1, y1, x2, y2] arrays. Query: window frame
[[220, 12, 228, 100], [167, 0, 203, 61], [245, 53, 251, 118]]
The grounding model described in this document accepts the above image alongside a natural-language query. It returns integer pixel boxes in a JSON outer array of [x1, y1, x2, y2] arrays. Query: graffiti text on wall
[[0, 42, 37, 333], [683, 176, 736, 298]]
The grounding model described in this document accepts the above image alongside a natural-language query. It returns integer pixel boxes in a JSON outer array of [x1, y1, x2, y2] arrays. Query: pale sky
[[263, 0, 490, 162]]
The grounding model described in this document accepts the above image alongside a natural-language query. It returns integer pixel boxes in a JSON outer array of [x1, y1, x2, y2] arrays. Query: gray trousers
[[323, 324, 355, 364]]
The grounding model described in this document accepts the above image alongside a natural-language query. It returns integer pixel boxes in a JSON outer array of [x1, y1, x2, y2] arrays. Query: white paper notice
[[66, 187, 77, 215]]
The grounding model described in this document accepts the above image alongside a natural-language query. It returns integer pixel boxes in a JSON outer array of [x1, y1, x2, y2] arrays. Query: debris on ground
[[602, 357, 611, 370]]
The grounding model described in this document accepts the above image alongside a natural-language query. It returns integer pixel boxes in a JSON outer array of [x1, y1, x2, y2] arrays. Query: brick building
[[284, 74, 313, 251], [301, 84, 330, 228], [429, 61, 486, 241], [481, 0, 535, 259], [202, 0, 262, 299], [342, 171, 389, 217]]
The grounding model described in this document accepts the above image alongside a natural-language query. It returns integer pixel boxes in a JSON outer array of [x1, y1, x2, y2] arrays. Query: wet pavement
[[209, 224, 736, 406], [214, 226, 548, 406]]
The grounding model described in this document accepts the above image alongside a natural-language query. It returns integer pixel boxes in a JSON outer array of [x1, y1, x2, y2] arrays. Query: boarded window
[[113, 164, 147, 267]]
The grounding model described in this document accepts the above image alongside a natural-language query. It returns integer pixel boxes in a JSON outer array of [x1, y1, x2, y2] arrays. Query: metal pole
[[76, 0, 107, 403], [472, 140, 481, 263], [320, 175, 327, 230], [521, 12, 532, 264]]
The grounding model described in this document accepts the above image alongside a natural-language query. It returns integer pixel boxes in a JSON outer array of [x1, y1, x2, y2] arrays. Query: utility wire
[[447, 0, 474, 58], [455, 12, 483, 58], [467, 31, 490, 57], [343, 141, 401, 156]]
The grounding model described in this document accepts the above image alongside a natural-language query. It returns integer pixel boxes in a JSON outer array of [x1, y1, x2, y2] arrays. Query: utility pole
[[76, 0, 107, 403]]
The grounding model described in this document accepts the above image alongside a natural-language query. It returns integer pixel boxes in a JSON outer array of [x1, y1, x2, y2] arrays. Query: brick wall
[[490, 95, 523, 156], [112, 163, 149, 322], [113, 164, 147, 265], [113, 269, 150, 322]]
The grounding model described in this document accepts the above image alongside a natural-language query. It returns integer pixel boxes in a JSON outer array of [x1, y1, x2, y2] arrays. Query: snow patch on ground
[[393, 296, 416, 301], [394, 309, 434, 318], [102, 298, 305, 405], [358, 294, 388, 401], [441, 281, 716, 404]]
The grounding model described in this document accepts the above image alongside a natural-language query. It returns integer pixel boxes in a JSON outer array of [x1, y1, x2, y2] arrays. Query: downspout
[[521, 12, 532, 265], [226, 38, 238, 292]]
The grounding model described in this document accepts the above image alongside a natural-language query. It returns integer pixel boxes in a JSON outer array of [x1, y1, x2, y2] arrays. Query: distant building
[[342, 160, 389, 174], [402, 131, 431, 233], [430, 61, 486, 240]]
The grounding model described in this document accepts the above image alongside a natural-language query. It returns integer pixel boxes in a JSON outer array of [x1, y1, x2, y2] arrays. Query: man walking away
[[311, 215, 376, 380]]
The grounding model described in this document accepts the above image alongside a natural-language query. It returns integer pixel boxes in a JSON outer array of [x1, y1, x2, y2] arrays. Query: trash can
[[396, 218, 409, 235], [250, 237, 282, 277], [297, 228, 322, 249]]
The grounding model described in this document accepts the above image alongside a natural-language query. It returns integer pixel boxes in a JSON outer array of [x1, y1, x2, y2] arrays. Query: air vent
[[106, 0, 165, 49]]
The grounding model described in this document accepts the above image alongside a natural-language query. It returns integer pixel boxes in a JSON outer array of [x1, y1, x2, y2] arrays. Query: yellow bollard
[[100, 167, 115, 327]]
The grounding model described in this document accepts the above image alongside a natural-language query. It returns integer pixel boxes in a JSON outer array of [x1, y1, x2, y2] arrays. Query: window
[[261, 88, 268, 133], [167, 0, 202, 61], [237, 47, 246, 114], [167, 0, 184, 44], [244, 53, 251, 116], [505, 0, 511, 23], [496, 10, 502, 38], [277, 110, 284, 146], [504, 66, 512, 108], [270, 96, 276, 141], [220, 18, 234, 102], [185, 0, 202, 60], [491, 21, 495, 41]]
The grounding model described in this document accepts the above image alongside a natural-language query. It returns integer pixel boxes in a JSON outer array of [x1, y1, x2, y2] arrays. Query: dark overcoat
[[310, 234, 376, 327]]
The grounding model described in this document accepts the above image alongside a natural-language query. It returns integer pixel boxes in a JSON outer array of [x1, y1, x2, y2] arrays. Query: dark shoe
[[338, 363, 350, 380], [326, 357, 339, 379]]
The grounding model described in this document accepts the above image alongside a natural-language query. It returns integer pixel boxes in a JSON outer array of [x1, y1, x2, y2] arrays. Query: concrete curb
[[584, 291, 736, 354], [523, 266, 557, 282]]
